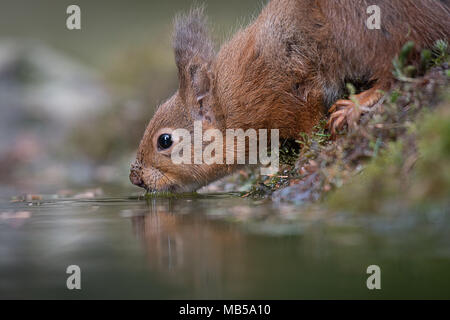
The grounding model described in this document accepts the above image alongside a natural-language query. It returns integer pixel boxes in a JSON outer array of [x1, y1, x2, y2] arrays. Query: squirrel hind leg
[[327, 86, 385, 137]]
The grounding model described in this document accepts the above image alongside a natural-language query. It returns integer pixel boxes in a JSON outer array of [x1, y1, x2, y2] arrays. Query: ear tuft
[[173, 7, 215, 98], [173, 7, 215, 71]]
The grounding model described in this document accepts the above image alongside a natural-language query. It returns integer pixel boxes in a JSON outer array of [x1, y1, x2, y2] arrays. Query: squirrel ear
[[173, 8, 215, 101], [188, 61, 217, 126], [189, 62, 212, 103]]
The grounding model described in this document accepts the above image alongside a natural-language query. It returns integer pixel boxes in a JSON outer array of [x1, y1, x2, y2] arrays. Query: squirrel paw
[[327, 88, 383, 137], [327, 99, 362, 137]]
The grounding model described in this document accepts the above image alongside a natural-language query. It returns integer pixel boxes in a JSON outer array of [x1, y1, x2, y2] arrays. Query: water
[[1, 193, 449, 299]]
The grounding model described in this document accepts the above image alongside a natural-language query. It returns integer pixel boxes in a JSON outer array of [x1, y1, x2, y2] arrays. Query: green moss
[[414, 108, 450, 201], [279, 139, 301, 166], [245, 119, 332, 198], [327, 140, 404, 213], [327, 104, 450, 214]]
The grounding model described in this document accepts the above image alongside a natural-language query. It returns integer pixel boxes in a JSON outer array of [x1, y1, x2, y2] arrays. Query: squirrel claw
[[327, 99, 362, 137], [327, 87, 383, 137]]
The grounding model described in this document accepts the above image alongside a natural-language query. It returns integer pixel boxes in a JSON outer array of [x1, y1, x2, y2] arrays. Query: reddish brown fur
[[130, 0, 450, 192]]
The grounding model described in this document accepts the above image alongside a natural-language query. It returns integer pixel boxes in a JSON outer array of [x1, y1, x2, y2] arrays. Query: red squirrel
[[130, 0, 449, 192]]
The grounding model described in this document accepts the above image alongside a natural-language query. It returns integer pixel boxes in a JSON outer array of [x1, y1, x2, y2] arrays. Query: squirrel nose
[[130, 166, 146, 188]]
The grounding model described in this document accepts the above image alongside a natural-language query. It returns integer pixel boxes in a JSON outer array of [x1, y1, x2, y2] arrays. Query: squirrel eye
[[157, 133, 173, 150]]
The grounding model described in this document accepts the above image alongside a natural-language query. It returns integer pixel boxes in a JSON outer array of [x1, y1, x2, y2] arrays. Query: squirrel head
[[130, 8, 229, 192]]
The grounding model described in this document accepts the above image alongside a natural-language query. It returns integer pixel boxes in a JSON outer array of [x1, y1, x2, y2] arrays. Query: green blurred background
[[0, 0, 262, 197]]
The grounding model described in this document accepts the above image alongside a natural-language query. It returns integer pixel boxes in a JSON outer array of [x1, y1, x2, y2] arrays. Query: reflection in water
[[129, 198, 247, 294], [0, 195, 449, 299], [124, 196, 450, 299]]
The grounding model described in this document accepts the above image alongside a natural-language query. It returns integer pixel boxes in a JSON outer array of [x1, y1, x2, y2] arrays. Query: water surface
[[1, 193, 449, 299]]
